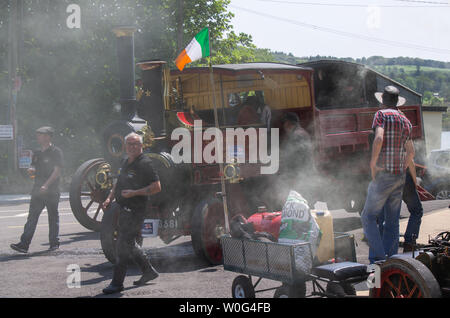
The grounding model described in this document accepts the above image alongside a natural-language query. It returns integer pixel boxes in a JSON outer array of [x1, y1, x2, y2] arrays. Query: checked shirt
[[372, 108, 412, 175]]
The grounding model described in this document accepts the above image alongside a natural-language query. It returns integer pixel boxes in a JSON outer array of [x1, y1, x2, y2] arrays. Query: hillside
[[270, 52, 450, 130], [270, 52, 450, 107]]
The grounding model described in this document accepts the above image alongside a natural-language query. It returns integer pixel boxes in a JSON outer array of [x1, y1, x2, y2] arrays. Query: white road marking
[[7, 222, 79, 229], [0, 212, 74, 220], [0, 207, 72, 214]]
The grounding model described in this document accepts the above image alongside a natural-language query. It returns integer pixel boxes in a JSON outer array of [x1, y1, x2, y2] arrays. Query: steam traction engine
[[69, 28, 432, 267], [69, 27, 316, 264]]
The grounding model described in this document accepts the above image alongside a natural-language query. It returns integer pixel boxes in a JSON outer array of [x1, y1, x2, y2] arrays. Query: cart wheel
[[232, 275, 255, 298], [326, 282, 356, 297], [273, 282, 306, 298], [370, 257, 442, 298]]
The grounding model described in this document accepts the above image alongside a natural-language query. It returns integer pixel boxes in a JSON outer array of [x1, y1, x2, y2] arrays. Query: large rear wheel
[[191, 198, 226, 265]]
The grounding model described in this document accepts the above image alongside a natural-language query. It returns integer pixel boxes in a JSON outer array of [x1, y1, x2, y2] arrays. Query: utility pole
[[176, 0, 184, 53], [7, 0, 23, 172]]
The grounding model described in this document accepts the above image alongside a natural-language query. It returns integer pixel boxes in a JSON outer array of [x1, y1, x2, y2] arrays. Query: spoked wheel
[[191, 198, 226, 265], [370, 257, 442, 298], [273, 282, 307, 298], [69, 158, 112, 232], [435, 188, 450, 200], [232, 275, 255, 298]]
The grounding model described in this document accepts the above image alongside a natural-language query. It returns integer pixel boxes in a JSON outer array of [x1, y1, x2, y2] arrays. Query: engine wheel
[[100, 202, 120, 264], [69, 158, 111, 232], [232, 275, 255, 298], [434, 184, 450, 200], [370, 257, 442, 298], [273, 282, 306, 298], [191, 198, 226, 265]]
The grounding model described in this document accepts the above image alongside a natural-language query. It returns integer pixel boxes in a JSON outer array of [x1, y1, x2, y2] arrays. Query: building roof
[[171, 62, 312, 76]]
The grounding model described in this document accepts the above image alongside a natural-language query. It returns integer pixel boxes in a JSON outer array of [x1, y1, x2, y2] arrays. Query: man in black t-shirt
[[11, 126, 64, 253], [102, 132, 161, 295]]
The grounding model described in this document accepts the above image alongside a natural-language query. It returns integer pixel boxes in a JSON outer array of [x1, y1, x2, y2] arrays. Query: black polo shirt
[[115, 154, 159, 212], [32, 144, 64, 192]]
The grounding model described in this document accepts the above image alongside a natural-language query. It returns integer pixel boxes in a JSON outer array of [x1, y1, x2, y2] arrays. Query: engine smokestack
[[136, 60, 168, 138], [113, 26, 137, 121]]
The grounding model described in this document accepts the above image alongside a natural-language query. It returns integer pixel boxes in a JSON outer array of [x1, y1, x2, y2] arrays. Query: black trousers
[[112, 208, 151, 286], [20, 191, 60, 248]]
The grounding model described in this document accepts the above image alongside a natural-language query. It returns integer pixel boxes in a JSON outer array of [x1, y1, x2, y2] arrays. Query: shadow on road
[[58, 231, 99, 246], [333, 217, 362, 233], [78, 240, 215, 297]]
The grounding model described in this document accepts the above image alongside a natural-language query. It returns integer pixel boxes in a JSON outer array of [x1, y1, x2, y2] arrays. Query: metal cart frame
[[222, 232, 369, 298]]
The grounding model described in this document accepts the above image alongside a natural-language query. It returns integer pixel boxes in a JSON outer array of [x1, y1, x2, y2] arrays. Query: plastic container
[[247, 211, 282, 239], [142, 219, 160, 237], [311, 209, 334, 263]]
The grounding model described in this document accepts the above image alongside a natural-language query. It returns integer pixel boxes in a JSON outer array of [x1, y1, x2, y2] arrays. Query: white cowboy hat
[[375, 85, 406, 107]]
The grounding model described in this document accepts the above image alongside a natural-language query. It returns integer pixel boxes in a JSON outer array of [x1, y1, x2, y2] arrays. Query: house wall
[[423, 110, 443, 155]]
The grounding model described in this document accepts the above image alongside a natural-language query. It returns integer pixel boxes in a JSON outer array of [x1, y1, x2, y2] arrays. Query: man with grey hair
[[102, 132, 161, 294]]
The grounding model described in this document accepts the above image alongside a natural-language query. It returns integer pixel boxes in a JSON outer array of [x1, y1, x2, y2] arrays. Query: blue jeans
[[361, 172, 406, 263], [378, 172, 423, 244]]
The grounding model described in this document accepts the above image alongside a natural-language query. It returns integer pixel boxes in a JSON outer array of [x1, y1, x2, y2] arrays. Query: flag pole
[[207, 28, 230, 234]]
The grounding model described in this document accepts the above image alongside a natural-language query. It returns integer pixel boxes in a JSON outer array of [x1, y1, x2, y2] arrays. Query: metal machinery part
[[223, 160, 241, 184], [95, 163, 113, 190], [416, 231, 450, 297], [371, 231, 450, 298]]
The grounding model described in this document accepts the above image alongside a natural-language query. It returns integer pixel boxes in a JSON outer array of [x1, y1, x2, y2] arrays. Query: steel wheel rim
[[376, 268, 423, 298]]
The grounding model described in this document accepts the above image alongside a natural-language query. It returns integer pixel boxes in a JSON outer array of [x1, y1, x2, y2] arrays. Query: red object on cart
[[417, 184, 435, 201], [247, 212, 282, 239]]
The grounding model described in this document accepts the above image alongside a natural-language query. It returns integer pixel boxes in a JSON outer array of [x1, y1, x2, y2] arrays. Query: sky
[[228, 0, 450, 62]]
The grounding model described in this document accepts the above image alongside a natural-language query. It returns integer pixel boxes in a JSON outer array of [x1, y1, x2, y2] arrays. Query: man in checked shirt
[[361, 86, 415, 264]]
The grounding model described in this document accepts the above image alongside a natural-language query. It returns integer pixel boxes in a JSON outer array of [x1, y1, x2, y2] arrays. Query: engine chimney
[[113, 27, 137, 121], [136, 61, 168, 138]]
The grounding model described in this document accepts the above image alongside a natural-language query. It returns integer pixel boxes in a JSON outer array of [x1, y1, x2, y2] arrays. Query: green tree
[[0, 0, 264, 187]]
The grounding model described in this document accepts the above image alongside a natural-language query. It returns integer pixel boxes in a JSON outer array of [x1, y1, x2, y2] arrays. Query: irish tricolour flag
[[175, 27, 210, 71]]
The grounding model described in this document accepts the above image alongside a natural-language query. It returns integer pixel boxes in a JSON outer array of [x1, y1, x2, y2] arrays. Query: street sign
[[19, 150, 33, 169], [0, 125, 13, 140]]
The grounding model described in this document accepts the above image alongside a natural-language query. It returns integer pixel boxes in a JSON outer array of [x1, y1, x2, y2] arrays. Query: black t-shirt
[[115, 154, 159, 211], [32, 144, 64, 192]]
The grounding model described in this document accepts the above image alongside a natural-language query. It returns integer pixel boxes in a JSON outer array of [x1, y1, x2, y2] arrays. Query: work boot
[[48, 244, 60, 252], [133, 268, 159, 286], [102, 283, 124, 295], [10, 243, 28, 254]]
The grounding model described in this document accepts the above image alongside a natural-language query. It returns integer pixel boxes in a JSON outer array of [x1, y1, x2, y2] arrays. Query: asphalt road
[[0, 199, 449, 298]]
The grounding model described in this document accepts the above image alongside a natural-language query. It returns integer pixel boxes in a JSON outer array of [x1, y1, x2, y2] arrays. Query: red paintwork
[[247, 212, 282, 239]]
